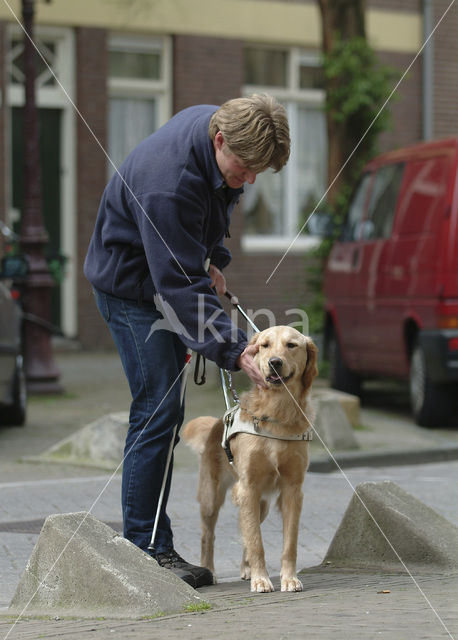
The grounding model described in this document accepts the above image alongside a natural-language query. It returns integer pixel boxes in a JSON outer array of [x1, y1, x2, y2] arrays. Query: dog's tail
[[182, 416, 218, 455]]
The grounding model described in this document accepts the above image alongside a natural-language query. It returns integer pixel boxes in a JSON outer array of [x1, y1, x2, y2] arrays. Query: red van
[[323, 137, 458, 427]]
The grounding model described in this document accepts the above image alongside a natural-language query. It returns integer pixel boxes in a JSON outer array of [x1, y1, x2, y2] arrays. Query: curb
[[308, 443, 458, 473]]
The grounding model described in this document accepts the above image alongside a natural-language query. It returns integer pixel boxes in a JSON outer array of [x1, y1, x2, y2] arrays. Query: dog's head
[[249, 326, 318, 393]]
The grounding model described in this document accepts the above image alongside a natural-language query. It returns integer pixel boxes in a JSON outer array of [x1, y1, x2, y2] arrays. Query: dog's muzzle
[[266, 357, 292, 385]]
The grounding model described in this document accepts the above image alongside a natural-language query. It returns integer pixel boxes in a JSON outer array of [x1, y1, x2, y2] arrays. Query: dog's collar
[[222, 405, 313, 464]]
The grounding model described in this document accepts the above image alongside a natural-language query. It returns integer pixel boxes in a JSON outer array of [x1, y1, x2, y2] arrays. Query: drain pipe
[[422, 0, 434, 140]]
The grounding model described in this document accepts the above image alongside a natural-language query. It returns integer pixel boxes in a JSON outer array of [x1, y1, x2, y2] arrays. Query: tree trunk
[[318, 0, 366, 206]]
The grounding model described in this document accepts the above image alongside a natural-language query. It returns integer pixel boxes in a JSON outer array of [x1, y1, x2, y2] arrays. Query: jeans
[[93, 287, 187, 553]]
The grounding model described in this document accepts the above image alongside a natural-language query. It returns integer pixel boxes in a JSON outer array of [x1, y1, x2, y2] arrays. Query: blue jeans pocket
[[93, 287, 110, 322]]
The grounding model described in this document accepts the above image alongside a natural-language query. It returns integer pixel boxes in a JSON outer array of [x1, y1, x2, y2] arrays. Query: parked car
[[323, 137, 458, 427], [0, 279, 26, 425]]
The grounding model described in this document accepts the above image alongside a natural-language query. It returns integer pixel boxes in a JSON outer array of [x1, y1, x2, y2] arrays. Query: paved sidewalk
[[0, 350, 457, 639]]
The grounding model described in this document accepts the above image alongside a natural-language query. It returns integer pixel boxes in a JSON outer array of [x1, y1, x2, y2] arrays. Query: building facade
[[0, 0, 456, 348]]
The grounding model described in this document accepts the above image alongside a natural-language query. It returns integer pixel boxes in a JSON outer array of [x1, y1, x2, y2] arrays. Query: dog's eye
[[261, 342, 270, 349], [286, 342, 297, 349]]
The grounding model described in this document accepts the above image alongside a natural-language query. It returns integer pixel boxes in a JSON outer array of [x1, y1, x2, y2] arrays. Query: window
[[242, 46, 327, 252], [341, 173, 372, 242], [365, 163, 404, 240], [9, 37, 57, 87], [108, 35, 171, 176]]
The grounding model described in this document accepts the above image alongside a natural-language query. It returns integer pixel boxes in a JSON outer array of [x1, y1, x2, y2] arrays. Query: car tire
[[0, 355, 27, 426], [328, 330, 362, 396], [409, 341, 456, 427]]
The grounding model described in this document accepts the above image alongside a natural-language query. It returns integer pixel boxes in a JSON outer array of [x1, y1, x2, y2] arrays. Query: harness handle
[[194, 353, 206, 385]]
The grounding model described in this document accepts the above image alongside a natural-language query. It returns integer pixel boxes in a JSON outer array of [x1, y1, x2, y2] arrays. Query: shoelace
[[155, 550, 187, 567]]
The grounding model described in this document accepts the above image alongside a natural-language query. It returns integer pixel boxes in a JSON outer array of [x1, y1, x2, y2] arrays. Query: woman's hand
[[236, 343, 268, 389], [209, 264, 226, 295]]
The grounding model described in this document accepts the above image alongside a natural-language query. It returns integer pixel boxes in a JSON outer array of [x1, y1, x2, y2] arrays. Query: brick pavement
[[0, 351, 458, 639], [1, 571, 457, 639]]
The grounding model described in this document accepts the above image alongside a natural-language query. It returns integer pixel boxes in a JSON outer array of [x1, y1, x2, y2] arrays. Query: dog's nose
[[268, 357, 283, 372]]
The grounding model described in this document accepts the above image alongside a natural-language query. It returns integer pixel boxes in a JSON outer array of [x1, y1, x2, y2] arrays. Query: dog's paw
[[251, 575, 274, 593], [240, 563, 251, 580], [281, 576, 303, 592]]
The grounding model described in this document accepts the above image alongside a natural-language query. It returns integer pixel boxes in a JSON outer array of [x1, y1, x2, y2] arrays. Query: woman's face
[[213, 132, 258, 189]]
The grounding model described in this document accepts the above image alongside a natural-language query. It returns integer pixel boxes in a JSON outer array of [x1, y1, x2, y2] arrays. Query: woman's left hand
[[209, 264, 226, 295]]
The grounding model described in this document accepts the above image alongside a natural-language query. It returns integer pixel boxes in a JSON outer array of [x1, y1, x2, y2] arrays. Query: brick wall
[[377, 50, 422, 152], [173, 35, 243, 113], [433, 0, 458, 138], [75, 28, 112, 349], [222, 202, 313, 335], [224, 249, 312, 334]]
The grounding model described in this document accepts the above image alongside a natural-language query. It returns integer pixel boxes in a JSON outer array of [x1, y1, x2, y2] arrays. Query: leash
[[219, 290, 259, 463], [224, 289, 259, 333], [219, 289, 258, 411]]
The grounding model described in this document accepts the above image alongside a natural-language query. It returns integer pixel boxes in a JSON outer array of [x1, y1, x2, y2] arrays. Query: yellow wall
[[0, 0, 421, 53]]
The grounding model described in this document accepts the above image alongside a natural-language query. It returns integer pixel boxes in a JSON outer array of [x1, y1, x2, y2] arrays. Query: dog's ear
[[248, 332, 260, 346], [301, 338, 318, 391]]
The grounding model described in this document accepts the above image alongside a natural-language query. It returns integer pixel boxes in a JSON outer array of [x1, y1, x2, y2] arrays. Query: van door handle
[[352, 248, 360, 268]]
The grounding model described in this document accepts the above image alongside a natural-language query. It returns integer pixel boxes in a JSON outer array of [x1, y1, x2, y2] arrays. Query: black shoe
[[149, 548, 214, 588]]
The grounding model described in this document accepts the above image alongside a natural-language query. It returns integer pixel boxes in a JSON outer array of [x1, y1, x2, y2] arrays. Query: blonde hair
[[208, 94, 290, 173]]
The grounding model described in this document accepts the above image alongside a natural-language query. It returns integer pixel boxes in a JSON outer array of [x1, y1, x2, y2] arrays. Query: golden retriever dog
[[182, 326, 318, 593]]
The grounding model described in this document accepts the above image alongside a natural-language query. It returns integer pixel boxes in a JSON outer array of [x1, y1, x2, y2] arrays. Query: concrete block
[[313, 396, 360, 451], [323, 481, 458, 572], [32, 413, 129, 469], [9, 512, 205, 619], [313, 388, 360, 427]]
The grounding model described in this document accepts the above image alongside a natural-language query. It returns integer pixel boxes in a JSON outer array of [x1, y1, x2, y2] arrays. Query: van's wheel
[[328, 330, 361, 396], [409, 341, 456, 427], [0, 356, 27, 426]]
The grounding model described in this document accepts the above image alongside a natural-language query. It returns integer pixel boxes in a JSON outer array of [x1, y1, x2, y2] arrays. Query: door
[[355, 162, 405, 373], [324, 172, 373, 370]]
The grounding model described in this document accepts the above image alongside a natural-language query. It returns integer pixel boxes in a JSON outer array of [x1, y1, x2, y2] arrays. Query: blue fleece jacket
[[84, 105, 248, 370]]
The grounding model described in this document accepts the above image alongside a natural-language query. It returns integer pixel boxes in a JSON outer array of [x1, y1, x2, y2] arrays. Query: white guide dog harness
[[222, 405, 313, 464]]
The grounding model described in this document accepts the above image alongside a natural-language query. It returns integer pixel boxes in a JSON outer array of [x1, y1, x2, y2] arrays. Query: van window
[[363, 163, 404, 240], [395, 156, 452, 236], [341, 173, 372, 241]]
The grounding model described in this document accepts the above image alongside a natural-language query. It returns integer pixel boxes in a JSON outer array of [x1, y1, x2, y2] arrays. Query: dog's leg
[[199, 483, 227, 579], [240, 546, 250, 580], [240, 497, 269, 581], [235, 484, 273, 593], [200, 504, 218, 577], [198, 464, 231, 581], [278, 481, 304, 592]]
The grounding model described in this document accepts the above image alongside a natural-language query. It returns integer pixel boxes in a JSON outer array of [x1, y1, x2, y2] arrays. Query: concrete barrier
[[26, 413, 129, 470], [9, 512, 206, 619], [313, 388, 360, 428], [322, 481, 458, 572], [313, 396, 360, 451]]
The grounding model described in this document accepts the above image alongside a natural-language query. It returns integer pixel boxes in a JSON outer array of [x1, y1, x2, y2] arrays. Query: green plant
[[324, 37, 396, 166], [184, 601, 212, 613]]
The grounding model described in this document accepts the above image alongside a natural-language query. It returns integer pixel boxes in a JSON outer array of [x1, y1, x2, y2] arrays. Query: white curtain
[[296, 105, 327, 223], [243, 170, 284, 235], [108, 97, 157, 176], [243, 103, 327, 236]]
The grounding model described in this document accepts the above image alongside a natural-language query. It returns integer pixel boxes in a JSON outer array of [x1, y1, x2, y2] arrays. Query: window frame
[[107, 33, 172, 177], [242, 46, 326, 254]]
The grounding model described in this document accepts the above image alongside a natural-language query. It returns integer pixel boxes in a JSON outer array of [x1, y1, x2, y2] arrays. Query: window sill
[[241, 235, 321, 255]]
